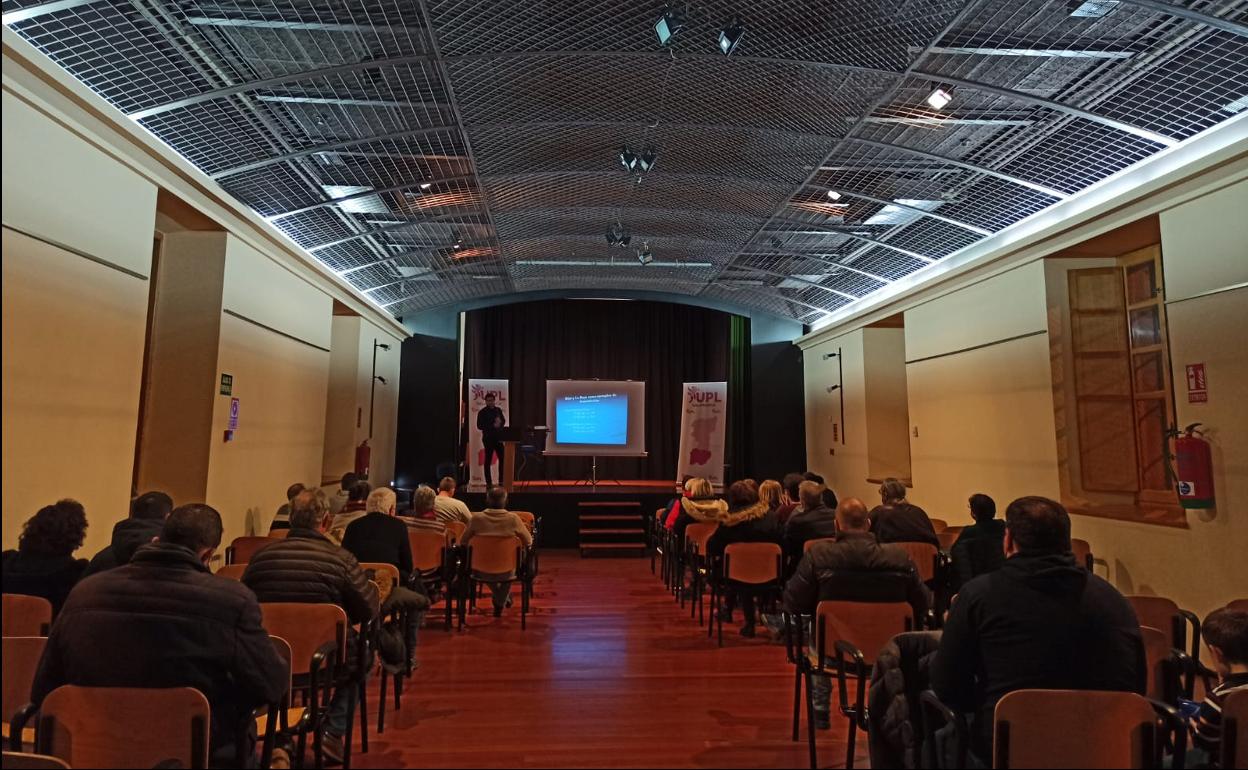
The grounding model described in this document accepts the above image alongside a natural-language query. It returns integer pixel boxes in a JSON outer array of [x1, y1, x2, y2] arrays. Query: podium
[[497, 427, 525, 493]]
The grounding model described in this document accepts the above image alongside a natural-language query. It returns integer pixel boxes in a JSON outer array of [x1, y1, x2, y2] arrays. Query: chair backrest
[[269, 529, 290, 538], [2, 594, 52, 637], [409, 530, 446, 572], [724, 542, 782, 584], [1223, 688, 1247, 770], [937, 531, 959, 552], [815, 600, 913, 665], [2, 637, 46, 727], [269, 635, 293, 701], [360, 562, 400, 603], [445, 520, 467, 545], [259, 603, 347, 677], [993, 689, 1157, 768], [1127, 595, 1182, 649], [685, 522, 718, 553], [1139, 625, 1171, 701], [930, 518, 949, 533], [468, 535, 521, 575], [214, 563, 247, 581], [894, 541, 939, 583], [37, 685, 211, 769], [227, 536, 278, 564], [803, 537, 837, 554], [1071, 538, 1094, 571], [0, 751, 71, 769], [511, 510, 536, 532]]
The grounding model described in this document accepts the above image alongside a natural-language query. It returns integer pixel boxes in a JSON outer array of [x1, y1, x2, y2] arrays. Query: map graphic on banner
[[467, 378, 510, 492], [676, 382, 727, 490]]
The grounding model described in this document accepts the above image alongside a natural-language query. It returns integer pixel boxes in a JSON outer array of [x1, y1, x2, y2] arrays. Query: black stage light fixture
[[655, 6, 686, 46], [637, 147, 658, 173], [619, 232, 632, 247], [619, 145, 638, 172], [718, 17, 744, 56]]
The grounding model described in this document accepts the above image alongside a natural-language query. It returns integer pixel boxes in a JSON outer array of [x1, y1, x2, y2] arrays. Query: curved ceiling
[[6, 0, 1247, 323]]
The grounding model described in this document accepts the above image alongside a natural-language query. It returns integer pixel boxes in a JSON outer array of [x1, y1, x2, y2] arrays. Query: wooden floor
[[355, 551, 866, 768]]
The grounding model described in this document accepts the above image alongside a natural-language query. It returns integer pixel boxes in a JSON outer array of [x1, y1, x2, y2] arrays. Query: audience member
[[269, 482, 305, 532], [669, 477, 727, 538], [930, 496, 1145, 762], [243, 489, 379, 763], [2, 500, 89, 615], [661, 475, 693, 530], [783, 497, 929, 727], [707, 480, 782, 638], [461, 487, 532, 617], [869, 478, 939, 547], [432, 476, 472, 524], [758, 480, 783, 512], [803, 472, 839, 511], [82, 491, 172, 578], [341, 487, 414, 584], [776, 472, 805, 525], [329, 472, 358, 515], [32, 504, 287, 765], [950, 493, 1006, 588], [329, 479, 371, 541], [404, 485, 447, 536], [1190, 606, 1248, 763], [783, 480, 838, 560]]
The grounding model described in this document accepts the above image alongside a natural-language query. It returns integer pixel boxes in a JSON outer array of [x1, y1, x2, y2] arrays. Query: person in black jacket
[[81, 491, 172, 579], [2, 500, 89, 616], [341, 487, 414, 584], [783, 480, 838, 563], [784, 497, 930, 728], [31, 504, 287, 766], [869, 477, 939, 547], [949, 493, 1006, 589], [930, 496, 1146, 763], [477, 393, 506, 488], [707, 480, 782, 638], [243, 488, 379, 763]]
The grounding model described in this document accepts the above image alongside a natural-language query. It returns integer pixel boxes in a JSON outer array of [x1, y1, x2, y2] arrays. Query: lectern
[[497, 427, 525, 492]]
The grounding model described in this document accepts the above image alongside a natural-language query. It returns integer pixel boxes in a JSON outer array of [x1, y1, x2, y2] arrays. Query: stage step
[[577, 501, 645, 557], [579, 528, 645, 536], [579, 514, 640, 522]]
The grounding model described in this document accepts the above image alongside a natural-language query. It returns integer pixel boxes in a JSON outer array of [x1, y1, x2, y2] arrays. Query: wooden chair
[[269, 529, 291, 538], [3, 637, 45, 750], [650, 508, 666, 574], [260, 603, 347, 769], [1140, 626, 1180, 703], [214, 564, 248, 581], [460, 535, 530, 630], [225, 536, 278, 565], [0, 751, 70, 769], [511, 510, 536, 533], [1128, 595, 1201, 666], [894, 541, 940, 584], [683, 522, 719, 623], [409, 530, 454, 631], [444, 520, 467, 546], [930, 518, 949, 533], [359, 563, 400, 605], [712, 542, 782, 647], [1222, 689, 1247, 770], [34, 685, 211, 769], [937, 531, 960, 552], [1, 595, 52, 637], [1071, 537, 1094, 571], [993, 689, 1176, 768]]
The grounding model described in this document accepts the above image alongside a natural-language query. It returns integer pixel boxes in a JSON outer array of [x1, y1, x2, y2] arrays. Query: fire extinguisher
[[354, 440, 371, 480], [1174, 423, 1215, 510]]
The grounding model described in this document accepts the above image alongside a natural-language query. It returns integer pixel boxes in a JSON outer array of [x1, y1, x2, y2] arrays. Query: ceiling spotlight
[[606, 223, 633, 248], [619, 146, 638, 172], [826, 190, 843, 201], [718, 17, 744, 56], [655, 6, 686, 46], [619, 232, 632, 247], [926, 87, 953, 110], [637, 147, 658, 173], [637, 244, 654, 266], [419, 182, 432, 191]]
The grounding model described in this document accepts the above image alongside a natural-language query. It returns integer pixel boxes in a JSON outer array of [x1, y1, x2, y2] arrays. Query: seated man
[[31, 504, 287, 766], [243, 489, 379, 763], [869, 477, 939, 547], [930, 496, 1145, 763], [269, 482, 305, 533], [329, 479, 371, 541], [341, 487, 414, 585], [783, 497, 929, 728], [432, 476, 472, 524], [461, 487, 532, 617], [775, 472, 805, 525], [949, 493, 1006, 589], [783, 480, 838, 562], [82, 491, 173, 578], [404, 485, 448, 536], [329, 472, 358, 516]]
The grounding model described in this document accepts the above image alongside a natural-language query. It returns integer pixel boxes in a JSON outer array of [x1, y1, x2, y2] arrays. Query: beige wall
[[322, 316, 363, 483], [804, 330, 875, 505], [863, 327, 911, 481], [321, 316, 403, 488]]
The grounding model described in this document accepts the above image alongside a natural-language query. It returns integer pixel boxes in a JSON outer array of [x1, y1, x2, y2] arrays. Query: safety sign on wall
[[1185, 363, 1208, 404]]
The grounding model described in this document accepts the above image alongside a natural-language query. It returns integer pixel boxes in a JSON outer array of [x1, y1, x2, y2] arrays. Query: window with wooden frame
[[1067, 245, 1183, 526]]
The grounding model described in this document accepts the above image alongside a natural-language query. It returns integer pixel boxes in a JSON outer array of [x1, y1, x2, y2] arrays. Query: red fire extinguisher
[[354, 440, 371, 480], [1174, 423, 1215, 510]]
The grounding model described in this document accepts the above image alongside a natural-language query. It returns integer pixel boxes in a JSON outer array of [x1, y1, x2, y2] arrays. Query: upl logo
[[470, 384, 503, 402], [687, 386, 723, 404]]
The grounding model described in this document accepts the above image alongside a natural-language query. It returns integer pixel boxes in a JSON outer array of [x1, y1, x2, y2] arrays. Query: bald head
[[835, 498, 870, 533]]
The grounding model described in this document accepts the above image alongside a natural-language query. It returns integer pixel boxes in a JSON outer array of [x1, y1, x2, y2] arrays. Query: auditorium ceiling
[[5, 0, 1246, 324]]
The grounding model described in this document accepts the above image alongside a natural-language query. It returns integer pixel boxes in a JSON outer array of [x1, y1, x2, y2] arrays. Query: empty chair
[[1071, 538, 1094, 572], [214, 564, 247, 581], [3, 637, 46, 749], [712, 542, 782, 647], [461, 535, 530, 630], [1, 595, 52, 637], [34, 685, 211, 769], [224, 536, 278, 565], [683, 522, 719, 622], [993, 689, 1171, 768], [1128, 595, 1201, 663]]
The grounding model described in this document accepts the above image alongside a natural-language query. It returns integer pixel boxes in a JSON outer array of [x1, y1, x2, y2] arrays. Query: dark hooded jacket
[[81, 518, 165, 579], [1, 550, 87, 616], [705, 501, 781, 559], [868, 631, 943, 770], [869, 502, 939, 547], [930, 551, 1146, 759], [783, 504, 838, 561]]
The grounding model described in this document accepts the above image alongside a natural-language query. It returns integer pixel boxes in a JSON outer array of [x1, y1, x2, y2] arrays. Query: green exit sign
[[220, 373, 233, 395]]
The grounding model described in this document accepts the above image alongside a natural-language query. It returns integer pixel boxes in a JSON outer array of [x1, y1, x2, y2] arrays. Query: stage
[[464, 480, 673, 550]]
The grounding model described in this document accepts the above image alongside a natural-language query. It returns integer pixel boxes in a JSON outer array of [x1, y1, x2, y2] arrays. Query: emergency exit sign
[[1185, 363, 1208, 404], [220, 373, 233, 396]]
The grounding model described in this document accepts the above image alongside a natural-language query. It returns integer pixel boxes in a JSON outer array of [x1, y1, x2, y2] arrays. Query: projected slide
[[545, 380, 648, 457], [556, 393, 629, 446]]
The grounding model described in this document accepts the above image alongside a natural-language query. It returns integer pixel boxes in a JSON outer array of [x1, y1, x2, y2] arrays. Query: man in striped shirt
[[1191, 606, 1248, 762]]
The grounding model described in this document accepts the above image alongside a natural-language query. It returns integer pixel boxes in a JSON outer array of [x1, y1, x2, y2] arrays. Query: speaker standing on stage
[[477, 393, 506, 489]]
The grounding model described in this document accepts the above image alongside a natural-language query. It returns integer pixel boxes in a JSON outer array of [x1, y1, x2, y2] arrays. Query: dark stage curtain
[[463, 299, 736, 481]]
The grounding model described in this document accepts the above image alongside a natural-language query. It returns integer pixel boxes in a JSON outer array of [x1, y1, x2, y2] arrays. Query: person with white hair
[[340, 485, 412, 583]]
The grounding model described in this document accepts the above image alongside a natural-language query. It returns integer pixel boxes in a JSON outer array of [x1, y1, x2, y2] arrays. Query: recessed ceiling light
[[1222, 95, 1248, 114], [419, 182, 432, 191], [826, 190, 843, 201], [1067, 0, 1119, 18], [926, 87, 953, 110]]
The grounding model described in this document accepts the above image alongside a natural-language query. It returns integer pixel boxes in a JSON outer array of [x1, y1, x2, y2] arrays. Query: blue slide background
[[555, 393, 629, 445]]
